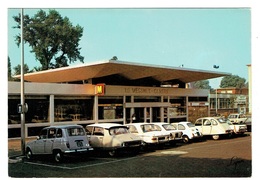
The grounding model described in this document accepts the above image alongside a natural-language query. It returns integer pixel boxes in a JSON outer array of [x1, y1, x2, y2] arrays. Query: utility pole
[[20, 8, 26, 156]]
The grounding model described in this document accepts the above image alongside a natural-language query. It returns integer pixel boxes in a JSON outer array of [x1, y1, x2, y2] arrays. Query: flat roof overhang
[[14, 60, 230, 83]]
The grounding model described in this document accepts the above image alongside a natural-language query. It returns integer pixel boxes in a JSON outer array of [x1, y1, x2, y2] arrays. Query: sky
[[7, 8, 251, 88]]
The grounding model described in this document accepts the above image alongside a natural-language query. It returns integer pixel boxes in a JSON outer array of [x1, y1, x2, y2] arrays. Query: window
[[39, 129, 48, 139], [203, 119, 211, 126], [56, 129, 62, 138], [67, 127, 85, 136], [93, 127, 104, 136], [211, 119, 218, 125], [128, 125, 138, 133], [48, 128, 56, 139], [195, 119, 202, 126], [178, 124, 185, 130], [109, 127, 129, 135]]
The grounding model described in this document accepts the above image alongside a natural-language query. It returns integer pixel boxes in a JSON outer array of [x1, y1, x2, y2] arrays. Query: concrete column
[[94, 95, 98, 123], [49, 95, 55, 125]]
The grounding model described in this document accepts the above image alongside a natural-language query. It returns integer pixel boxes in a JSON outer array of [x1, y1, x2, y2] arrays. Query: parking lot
[[8, 134, 252, 178]]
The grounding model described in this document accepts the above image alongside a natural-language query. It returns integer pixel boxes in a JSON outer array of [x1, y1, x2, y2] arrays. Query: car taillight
[[151, 137, 157, 141]]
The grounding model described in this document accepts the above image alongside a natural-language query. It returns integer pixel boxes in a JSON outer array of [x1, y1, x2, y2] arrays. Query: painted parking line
[[24, 156, 140, 170]]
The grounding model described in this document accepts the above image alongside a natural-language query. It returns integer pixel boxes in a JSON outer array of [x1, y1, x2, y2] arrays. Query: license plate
[[76, 140, 83, 147]]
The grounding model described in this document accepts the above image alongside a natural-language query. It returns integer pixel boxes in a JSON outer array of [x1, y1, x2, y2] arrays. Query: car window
[[187, 123, 195, 128], [93, 127, 104, 136], [67, 127, 85, 136], [109, 127, 129, 135], [56, 128, 63, 138], [85, 126, 93, 135], [211, 119, 218, 125], [48, 128, 56, 139], [162, 124, 176, 130], [195, 119, 202, 126], [128, 125, 138, 133], [141, 124, 160, 132], [178, 124, 185, 130], [203, 119, 211, 126], [39, 129, 48, 139]]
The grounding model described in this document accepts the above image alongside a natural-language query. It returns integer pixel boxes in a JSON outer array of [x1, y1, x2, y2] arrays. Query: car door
[[33, 129, 48, 154], [44, 128, 56, 154], [202, 119, 212, 135]]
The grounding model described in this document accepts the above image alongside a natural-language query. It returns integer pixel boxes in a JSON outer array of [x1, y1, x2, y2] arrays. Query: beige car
[[85, 123, 143, 156]]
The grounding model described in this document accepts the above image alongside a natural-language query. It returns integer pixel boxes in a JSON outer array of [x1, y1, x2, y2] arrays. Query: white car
[[225, 119, 247, 135], [172, 122, 203, 143], [125, 123, 170, 146], [85, 123, 142, 156], [152, 122, 183, 143], [25, 125, 93, 162], [194, 117, 233, 140], [228, 113, 247, 124]]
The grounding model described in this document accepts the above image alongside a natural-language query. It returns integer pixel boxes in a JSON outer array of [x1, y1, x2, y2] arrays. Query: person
[[131, 113, 136, 123]]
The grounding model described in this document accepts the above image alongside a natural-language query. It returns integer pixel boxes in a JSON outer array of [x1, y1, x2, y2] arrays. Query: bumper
[[64, 147, 94, 154]]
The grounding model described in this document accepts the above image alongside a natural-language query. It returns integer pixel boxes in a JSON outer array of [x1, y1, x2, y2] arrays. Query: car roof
[[44, 124, 83, 129], [87, 123, 126, 129]]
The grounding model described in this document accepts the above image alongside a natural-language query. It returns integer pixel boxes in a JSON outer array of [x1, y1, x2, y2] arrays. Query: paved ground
[[8, 134, 252, 178]]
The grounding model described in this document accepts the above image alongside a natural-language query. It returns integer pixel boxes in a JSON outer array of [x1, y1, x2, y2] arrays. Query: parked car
[[125, 123, 170, 146], [225, 119, 247, 135], [152, 122, 183, 144], [25, 125, 93, 162], [85, 123, 142, 156], [228, 113, 247, 124], [194, 117, 233, 140], [172, 122, 203, 143]]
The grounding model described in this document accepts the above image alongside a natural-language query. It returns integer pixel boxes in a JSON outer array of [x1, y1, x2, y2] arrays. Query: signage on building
[[188, 102, 209, 106], [95, 84, 105, 96]]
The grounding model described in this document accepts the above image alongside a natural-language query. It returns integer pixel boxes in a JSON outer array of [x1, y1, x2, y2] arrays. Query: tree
[[13, 9, 84, 70], [193, 80, 212, 90], [220, 75, 246, 88], [13, 64, 32, 76], [8, 57, 12, 81]]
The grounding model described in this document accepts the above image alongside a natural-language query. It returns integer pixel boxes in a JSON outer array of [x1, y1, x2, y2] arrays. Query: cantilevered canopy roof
[[15, 60, 230, 84]]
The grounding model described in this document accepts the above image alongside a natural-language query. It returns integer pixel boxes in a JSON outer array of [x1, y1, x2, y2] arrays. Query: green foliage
[[13, 9, 84, 70], [220, 75, 246, 88], [193, 80, 212, 90], [8, 57, 12, 81]]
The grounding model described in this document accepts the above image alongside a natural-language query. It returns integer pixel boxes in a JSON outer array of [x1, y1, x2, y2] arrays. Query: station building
[[8, 60, 229, 138]]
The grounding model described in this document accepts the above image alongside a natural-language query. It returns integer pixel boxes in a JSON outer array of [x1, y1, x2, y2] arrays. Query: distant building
[[209, 87, 249, 117]]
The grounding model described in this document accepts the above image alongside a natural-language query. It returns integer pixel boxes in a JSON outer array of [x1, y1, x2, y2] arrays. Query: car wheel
[[212, 135, 220, 140], [54, 151, 63, 162], [26, 148, 33, 160], [108, 150, 117, 157], [182, 135, 190, 143]]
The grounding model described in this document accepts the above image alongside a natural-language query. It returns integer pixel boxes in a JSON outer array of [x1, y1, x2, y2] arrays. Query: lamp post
[[215, 88, 218, 115], [20, 8, 26, 156]]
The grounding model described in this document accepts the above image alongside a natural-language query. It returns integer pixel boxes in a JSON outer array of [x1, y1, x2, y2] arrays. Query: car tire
[[212, 135, 220, 140], [53, 151, 63, 163], [182, 135, 190, 143], [26, 148, 33, 160], [108, 150, 117, 157]]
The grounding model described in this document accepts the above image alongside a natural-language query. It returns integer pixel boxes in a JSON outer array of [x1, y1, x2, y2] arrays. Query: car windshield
[[67, 127, 85, 136], [141, 124, 161, 132], [162, 124, 176, 130], [109, 127, 129, 135], [187, 123, 195, 127]]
